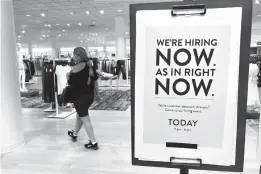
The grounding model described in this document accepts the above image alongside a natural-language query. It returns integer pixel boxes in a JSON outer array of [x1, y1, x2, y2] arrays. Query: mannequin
[[16, 43, 27, 92], [247, 62, 260, 112]]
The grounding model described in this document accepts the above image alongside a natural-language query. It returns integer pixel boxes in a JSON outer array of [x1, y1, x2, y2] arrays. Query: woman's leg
[[74, 113, 83, 135], [79, 115, 96, 142]]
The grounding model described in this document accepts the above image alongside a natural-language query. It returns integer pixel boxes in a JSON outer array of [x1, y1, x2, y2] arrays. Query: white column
[[28, 41, 32, 58], [0, 0, 25, 153], [103, 44, 106, 52], [115, 16, 126, 59], [51, 37, 58, 58], [84, 44, 89, 57]]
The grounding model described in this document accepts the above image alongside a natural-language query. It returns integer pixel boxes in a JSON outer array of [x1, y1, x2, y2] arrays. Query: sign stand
[[130, 0, 252, 173], [169, 157, 202, 174]]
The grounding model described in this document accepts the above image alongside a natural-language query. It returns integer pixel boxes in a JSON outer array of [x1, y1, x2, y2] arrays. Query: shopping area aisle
[[1, 107, 260, 174]]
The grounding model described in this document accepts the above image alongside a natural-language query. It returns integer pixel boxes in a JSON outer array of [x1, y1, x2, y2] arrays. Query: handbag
[[61, 84, 76, 104]]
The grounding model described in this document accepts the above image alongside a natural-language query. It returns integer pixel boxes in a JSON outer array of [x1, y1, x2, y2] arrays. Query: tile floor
[[1, 78, 261, 174]]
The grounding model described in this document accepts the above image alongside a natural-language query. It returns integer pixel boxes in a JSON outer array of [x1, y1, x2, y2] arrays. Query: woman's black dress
[[68, 63, 98, 117]]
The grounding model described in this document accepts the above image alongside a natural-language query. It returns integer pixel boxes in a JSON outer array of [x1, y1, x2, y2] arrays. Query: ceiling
[[13, 0, 261, 48]]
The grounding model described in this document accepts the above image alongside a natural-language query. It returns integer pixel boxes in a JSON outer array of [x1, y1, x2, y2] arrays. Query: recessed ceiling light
[[117, 10, 122, 12], [46, 35, 49, 37], [48, 24, 51, 27], [47, 30, 51, 33], [56, 24, 60, 26], [81, 33, 84, 36], [126, 32, 129, 34], [100, 10, 104, 14], [78, 23, 82, 26], [255, 0, 259, 4], [67, 24, 70, 26], [70, 12, 75, 15], [93, 22, 96, 24], [62, 30, 66, 32], [105, 28, 108, 30], [18, 35, 21, 38], [21, 30, 26, 34], [58, 34, 61, 37], [86, 11, 90, 15], [95, 33, 98, 36], [40, 38, 43, 40], [42, 35, 46, 38], [41, 13, 45, 17], [22, 25, 27, 27], [26, 14, 31, 17], [85, 41, 87, 42], [257, 14, 261, 17], [80, 41, 83, 43]]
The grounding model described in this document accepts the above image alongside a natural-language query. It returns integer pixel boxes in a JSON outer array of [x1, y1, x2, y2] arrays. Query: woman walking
[[67, 47, 101, 150]]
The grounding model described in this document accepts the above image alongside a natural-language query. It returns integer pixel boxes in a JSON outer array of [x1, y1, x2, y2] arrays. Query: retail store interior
[[1, 0, 261, 174]]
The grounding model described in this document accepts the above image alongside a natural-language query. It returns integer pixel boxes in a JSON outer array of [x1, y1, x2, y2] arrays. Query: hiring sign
[[143, 25, 230, 148]]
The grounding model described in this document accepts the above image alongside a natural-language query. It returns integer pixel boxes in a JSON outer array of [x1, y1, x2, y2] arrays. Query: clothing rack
[[44, 59, 75, 119]]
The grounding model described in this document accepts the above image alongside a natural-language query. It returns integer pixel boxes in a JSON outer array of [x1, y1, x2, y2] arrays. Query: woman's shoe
[[84, 140, 99, 150], [68, 130, 77, 142]]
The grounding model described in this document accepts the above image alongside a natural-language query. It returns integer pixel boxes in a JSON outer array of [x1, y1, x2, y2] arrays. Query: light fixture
[[80, 41, 83, 43], [78, 23, 82, 26], [41, 13, 45, 17], [62, 30, 66, 32], [70, 12, 75, 15], [105, 28, 108, 30], [86, 11, 90, 15], [22, 25, 27, 27], [81, 33, 84, 36], [85, 41, 87, 42], [67, 24, 70, 26], [56, 24, 60, 26], [257, 14, 261, 17], [126, 32, 129, 34], [18, 35, 21, 38], [100, 10, 104, 14], [40, 38, 43, 40], [95, 33, 98, 36], [21, 30, 26, 34], [255, 0, 259, 4], [26, 14, 31, 17], [46, 35, 49, 37], [58, 34, 61, 37], [64, 34, 67, 36], [93, 22, 96, 24], [117, 10, 122, 12], [45, 24, 48, 27], [48, 24, 51, 27], [42, 35, 46, 38], [47, 30, 51, 33]]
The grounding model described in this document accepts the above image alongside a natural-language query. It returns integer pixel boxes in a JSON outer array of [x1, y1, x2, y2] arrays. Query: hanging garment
[[115, 60, 127, 80], [247, 63, 260, 110], [55, 65, 72, 95], [42, 62, 55, 102]]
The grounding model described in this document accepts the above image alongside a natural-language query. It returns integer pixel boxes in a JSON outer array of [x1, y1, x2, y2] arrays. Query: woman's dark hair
[[73, 47, 89, 62]]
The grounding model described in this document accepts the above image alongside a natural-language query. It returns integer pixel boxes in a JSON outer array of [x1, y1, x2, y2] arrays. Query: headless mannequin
[[16, 43, 27, 92]]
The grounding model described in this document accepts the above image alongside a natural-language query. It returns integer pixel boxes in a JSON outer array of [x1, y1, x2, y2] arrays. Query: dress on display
[[247, 63, 260, 111]]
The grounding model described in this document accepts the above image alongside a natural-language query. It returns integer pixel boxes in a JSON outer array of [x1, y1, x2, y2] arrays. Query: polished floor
[[1, 80, 261, 174]]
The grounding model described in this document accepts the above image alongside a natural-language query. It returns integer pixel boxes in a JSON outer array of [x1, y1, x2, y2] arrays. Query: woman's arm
[[94, 80, 101, 102]]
